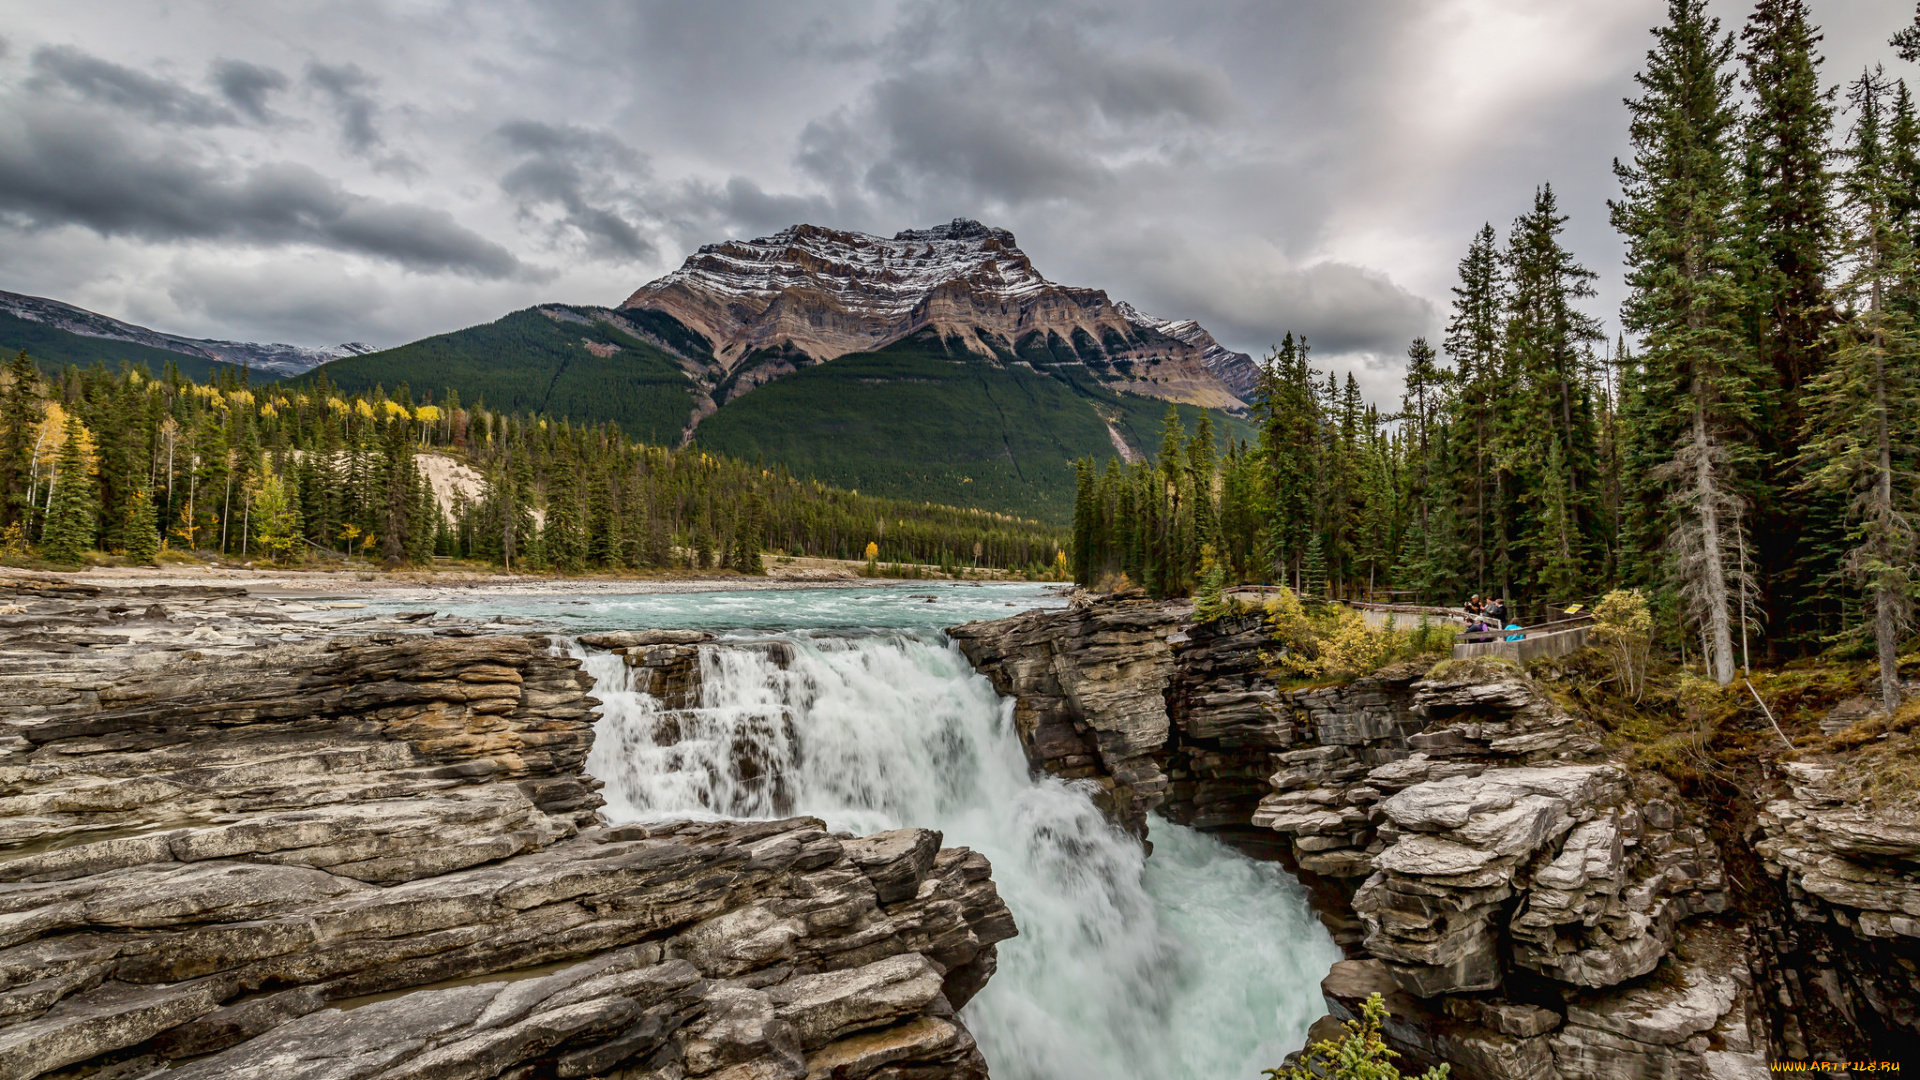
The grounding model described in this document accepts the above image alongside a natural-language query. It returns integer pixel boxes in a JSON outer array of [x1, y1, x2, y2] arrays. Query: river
[[370, 580, 1340, 1079]]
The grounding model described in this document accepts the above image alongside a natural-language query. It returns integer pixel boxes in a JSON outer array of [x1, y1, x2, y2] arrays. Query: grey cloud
[[1192, 262, 1434, 360], [211, 59, 288, 123], [788, 2, 1236, 211], [1091, 228, 1435, 360], [497, 120, 653, 259], [1086, 50, 1236, 125], [29, 45, 234, 126], [0, 104, 522, 278], [1247, 262, 1437, 357], [705, 177, 837, 238], [305, 61, 384, 153]]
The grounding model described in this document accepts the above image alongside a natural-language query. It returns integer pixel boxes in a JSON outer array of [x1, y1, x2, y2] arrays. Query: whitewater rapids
[[577, 609, 1339, 1080]]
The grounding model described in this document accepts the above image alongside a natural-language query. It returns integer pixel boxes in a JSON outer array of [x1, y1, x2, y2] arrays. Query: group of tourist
[[1464, 595, 1523, 641]]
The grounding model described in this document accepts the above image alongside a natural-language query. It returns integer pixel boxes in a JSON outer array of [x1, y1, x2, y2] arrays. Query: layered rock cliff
[[0, 578, 1015, 1080], [622, 219, 1251, 411], [952, 596, 1916, 1076]]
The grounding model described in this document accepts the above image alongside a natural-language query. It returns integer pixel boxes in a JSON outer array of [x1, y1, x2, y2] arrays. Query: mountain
[[312, 304, 704, 447], [310, 218, 1259, 522], [624, 219, 1257, 414], [0, 290, 372, 380], [1111, 301, 1260, 401]]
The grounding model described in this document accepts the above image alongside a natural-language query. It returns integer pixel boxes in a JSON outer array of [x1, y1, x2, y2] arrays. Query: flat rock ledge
[[0, 579, 1016, 1080], [952, 597, 1785, 1079]]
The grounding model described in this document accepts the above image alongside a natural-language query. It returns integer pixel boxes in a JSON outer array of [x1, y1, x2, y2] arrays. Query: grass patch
[[1425, 655, 1521, 682]]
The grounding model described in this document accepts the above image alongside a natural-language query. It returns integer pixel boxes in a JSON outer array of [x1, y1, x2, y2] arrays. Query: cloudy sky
[[0, 0, 1910, 400]]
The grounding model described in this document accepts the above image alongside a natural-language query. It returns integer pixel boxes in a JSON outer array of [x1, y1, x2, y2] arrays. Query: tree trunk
[[1691, 402, 1737, 686], [1873, 331, 1901, 714]]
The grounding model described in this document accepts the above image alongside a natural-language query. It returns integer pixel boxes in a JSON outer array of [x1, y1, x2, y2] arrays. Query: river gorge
[[2, 576, 1914, 1078]]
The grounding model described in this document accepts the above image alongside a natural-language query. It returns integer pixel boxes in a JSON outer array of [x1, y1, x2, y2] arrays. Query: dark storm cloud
[[0, 104, 522, 278], [789, 2, 1236, 209], [497, 120, 653, 259], [211, 59, 289, 123], [0, 0, 1900, 360], [1213, 263, 1435, 359], [29, 45, 234, 126]]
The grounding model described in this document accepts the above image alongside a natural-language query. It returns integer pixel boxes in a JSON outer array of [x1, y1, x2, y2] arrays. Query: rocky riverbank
[[0, 577, 1015, 1080], [951, 595, 1918, 1076]]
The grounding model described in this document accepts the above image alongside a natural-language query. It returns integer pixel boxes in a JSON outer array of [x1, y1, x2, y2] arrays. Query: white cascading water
[[580, 630, 1340, 1080]]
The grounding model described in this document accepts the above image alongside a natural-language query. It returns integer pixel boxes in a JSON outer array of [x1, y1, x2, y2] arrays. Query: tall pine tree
[[1612, 0, 1765, 684], [1740, 0, 1840, 646], [1801, 69, 1920, 712], [41, 414, 97, 564]]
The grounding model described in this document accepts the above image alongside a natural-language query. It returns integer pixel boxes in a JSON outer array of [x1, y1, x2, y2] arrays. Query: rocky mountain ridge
[[0, 290, 372, 378], [1111, 302, 1260, 401], [622, 219, 1254, 412]]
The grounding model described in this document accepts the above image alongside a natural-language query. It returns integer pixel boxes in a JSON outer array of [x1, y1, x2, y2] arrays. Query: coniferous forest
[[0, 355, 1068, 579], [1073, 0, 1920, 689]]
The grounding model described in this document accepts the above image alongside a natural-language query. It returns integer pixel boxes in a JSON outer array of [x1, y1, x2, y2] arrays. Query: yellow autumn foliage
[[1262, 588, 1449, 681], [32, 402, 97, 471]]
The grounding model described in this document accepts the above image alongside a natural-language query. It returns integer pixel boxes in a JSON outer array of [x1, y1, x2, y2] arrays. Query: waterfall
[[581, 631, 1341, 1080]]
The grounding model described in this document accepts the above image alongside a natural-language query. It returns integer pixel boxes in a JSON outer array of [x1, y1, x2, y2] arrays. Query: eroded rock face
[[950, 598, 1182, 836], [0, 580, 1015, 1080], [1754, 761, 1920, 1053], [951, 597, 1769, 1079]]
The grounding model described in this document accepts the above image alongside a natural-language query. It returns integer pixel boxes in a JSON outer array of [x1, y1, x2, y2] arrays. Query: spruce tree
[[41, 414, 97, 564], [1740, 0, 1839, 645], [0, 351, 38, 532], [1894, 5, 1920, 64], [1256, 334, 1319, 589], [1155, 407, 1187, 596], [1187, 414, 1218, 570], [735, 494, 766, 575], [1503, 184, 1605, 598], [1800, 69, 1920, 713], [1612, 0, 1764, 684], [121, 463, 162, 564], [1443, 225, 1507, 594], [1071, 457, 1097, 585]]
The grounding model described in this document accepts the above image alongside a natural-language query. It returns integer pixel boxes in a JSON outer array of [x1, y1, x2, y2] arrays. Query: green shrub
[[1263, 590, 1452, 680], [1266, 993, 1449, 1080]]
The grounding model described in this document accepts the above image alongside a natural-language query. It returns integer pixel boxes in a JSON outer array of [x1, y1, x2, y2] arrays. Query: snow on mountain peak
[[621, 218, 1256, 412], [639, 218, 1056, 321]]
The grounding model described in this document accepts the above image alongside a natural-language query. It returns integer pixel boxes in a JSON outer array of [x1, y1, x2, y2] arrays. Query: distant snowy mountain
[[622, 218, 1252, 412], [0, 290, 372, 378]]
